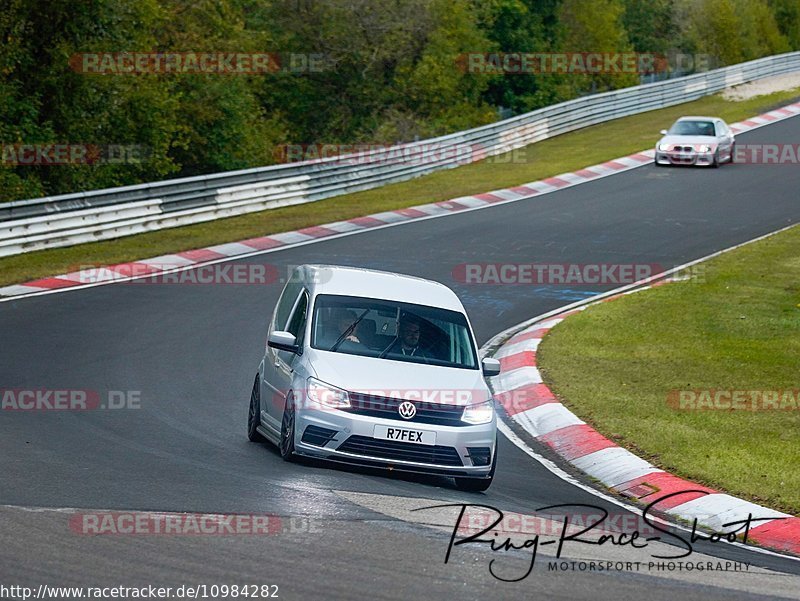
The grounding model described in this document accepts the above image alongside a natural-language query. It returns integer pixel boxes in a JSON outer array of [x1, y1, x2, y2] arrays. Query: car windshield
[[668, 120, 716, 136], [311, 294, 479, 370]]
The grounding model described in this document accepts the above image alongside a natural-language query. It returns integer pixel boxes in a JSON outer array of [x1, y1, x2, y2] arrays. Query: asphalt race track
[[1, 114, 799, 600]]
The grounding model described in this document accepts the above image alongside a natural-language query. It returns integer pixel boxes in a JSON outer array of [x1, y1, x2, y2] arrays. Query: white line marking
[[206, 242, 260, 256], [581, 164, 616, 176], [366, 211, 409, 223], [513, 403, 584, 437], [571, 446, 662, 487], [139, 255, 196, 268], [323, 221, 362, 233], [482, 190, 519, 201], [493, 366, 543, 390], [524, 182, 559, 193], [494, 338, 541, 358], [669, 494, 790, 531], [267, 231, 316, 245]]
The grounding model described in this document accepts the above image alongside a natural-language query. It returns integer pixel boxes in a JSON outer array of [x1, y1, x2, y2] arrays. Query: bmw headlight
[[461, 399, 494, 425], [306, 377, 350, 409], [658, 143, 670, 151], [698, 144, 711, 152]]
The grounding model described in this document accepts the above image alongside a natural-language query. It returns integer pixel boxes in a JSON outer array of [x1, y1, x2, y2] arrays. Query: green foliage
[[769, 0, 800, 49], [1, 0, 797, 202], [558, 0, 638, 93], [736, 0, 791, 59], [0, 0, 181, 199], [470, 0, 563, 115], [622, 0, 677, 53], [679, 0, 790, 66]]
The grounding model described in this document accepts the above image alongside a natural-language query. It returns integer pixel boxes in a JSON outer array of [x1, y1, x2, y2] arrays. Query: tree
[[678, 0, 789, 67], [622, 0, 676, 54], [471, 0, 566, 114], [768, 0, 800, 49], [253, 0, 495, 144], [735, 0, 790, 60], [0, 0, 181, 200], [558, 0, 638, 93]]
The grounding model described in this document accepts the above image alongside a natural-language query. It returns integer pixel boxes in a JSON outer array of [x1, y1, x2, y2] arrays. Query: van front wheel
[[280, 394, 297, 461], [247, 375, 266, 442]]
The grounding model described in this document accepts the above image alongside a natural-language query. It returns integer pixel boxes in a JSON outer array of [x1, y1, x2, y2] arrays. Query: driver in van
[[387, 315, 432, 359]]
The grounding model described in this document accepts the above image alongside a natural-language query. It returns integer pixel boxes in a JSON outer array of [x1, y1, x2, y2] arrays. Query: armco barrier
[[2, 52, 799, 256]]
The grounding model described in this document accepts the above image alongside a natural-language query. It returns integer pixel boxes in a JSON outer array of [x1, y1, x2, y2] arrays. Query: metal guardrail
[[2, 51, 799, 257]]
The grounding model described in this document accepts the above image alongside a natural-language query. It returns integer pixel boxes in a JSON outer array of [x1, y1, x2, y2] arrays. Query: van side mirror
[[268, 331, 299, 353], [482, 357, 501, 377], [660, 129, 668, 136]]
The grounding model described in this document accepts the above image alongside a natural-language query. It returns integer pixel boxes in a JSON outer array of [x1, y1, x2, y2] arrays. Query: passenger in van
[[336, 309, 362, 344], [319, 308, 363, 350]]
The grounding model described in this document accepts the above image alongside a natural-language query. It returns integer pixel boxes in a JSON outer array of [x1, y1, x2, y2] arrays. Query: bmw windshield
[[310, 294, 479, 370], [668, 120, 716, 136]]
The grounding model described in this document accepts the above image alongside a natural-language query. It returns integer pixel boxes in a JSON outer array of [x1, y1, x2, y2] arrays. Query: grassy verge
[[2, 87, 800, 287], [538, 225, 800, 514]]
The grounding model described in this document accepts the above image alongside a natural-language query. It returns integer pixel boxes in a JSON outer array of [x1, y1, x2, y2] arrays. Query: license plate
[[373, 424, 436, 446]]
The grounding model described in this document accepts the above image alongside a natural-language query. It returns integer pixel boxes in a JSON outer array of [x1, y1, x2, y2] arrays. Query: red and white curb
[[2, 101, 799, 300], [488, 284, 800, 556]]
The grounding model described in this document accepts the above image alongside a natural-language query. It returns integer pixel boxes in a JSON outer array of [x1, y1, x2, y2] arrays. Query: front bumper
[[294, 404, 496, 476], [655, 150, 715, 166]]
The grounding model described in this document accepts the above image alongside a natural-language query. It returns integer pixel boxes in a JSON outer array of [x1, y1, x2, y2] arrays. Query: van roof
[[298, 265, 466, 312]]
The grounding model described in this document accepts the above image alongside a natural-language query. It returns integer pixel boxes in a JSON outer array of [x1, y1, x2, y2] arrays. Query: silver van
[[247, 265, 500, 491]]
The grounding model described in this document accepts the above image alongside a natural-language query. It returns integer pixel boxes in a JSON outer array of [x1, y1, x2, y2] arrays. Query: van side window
[[273, 280, 302, 331], [286, 291, 309, 340]]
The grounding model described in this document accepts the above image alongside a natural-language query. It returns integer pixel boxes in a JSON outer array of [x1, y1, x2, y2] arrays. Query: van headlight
[[306, 377, 350, 409], [461, 399, 494, 425]]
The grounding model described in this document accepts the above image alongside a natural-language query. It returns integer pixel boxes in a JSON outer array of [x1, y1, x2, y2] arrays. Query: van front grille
[[337, 435, 463, 466], [344, 392, 467, 427]]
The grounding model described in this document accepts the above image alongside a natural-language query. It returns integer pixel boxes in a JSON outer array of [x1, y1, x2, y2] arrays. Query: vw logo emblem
[[398, 401, 416, 420]]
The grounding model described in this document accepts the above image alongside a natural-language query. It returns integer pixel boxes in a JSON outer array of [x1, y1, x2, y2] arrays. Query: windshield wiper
[[378, 335, 398, 359], [330, 309, 370, 352]]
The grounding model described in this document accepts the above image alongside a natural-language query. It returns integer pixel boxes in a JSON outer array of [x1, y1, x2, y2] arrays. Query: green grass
[[538, 225, 800, 514], [2, 87, 800, 288]]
